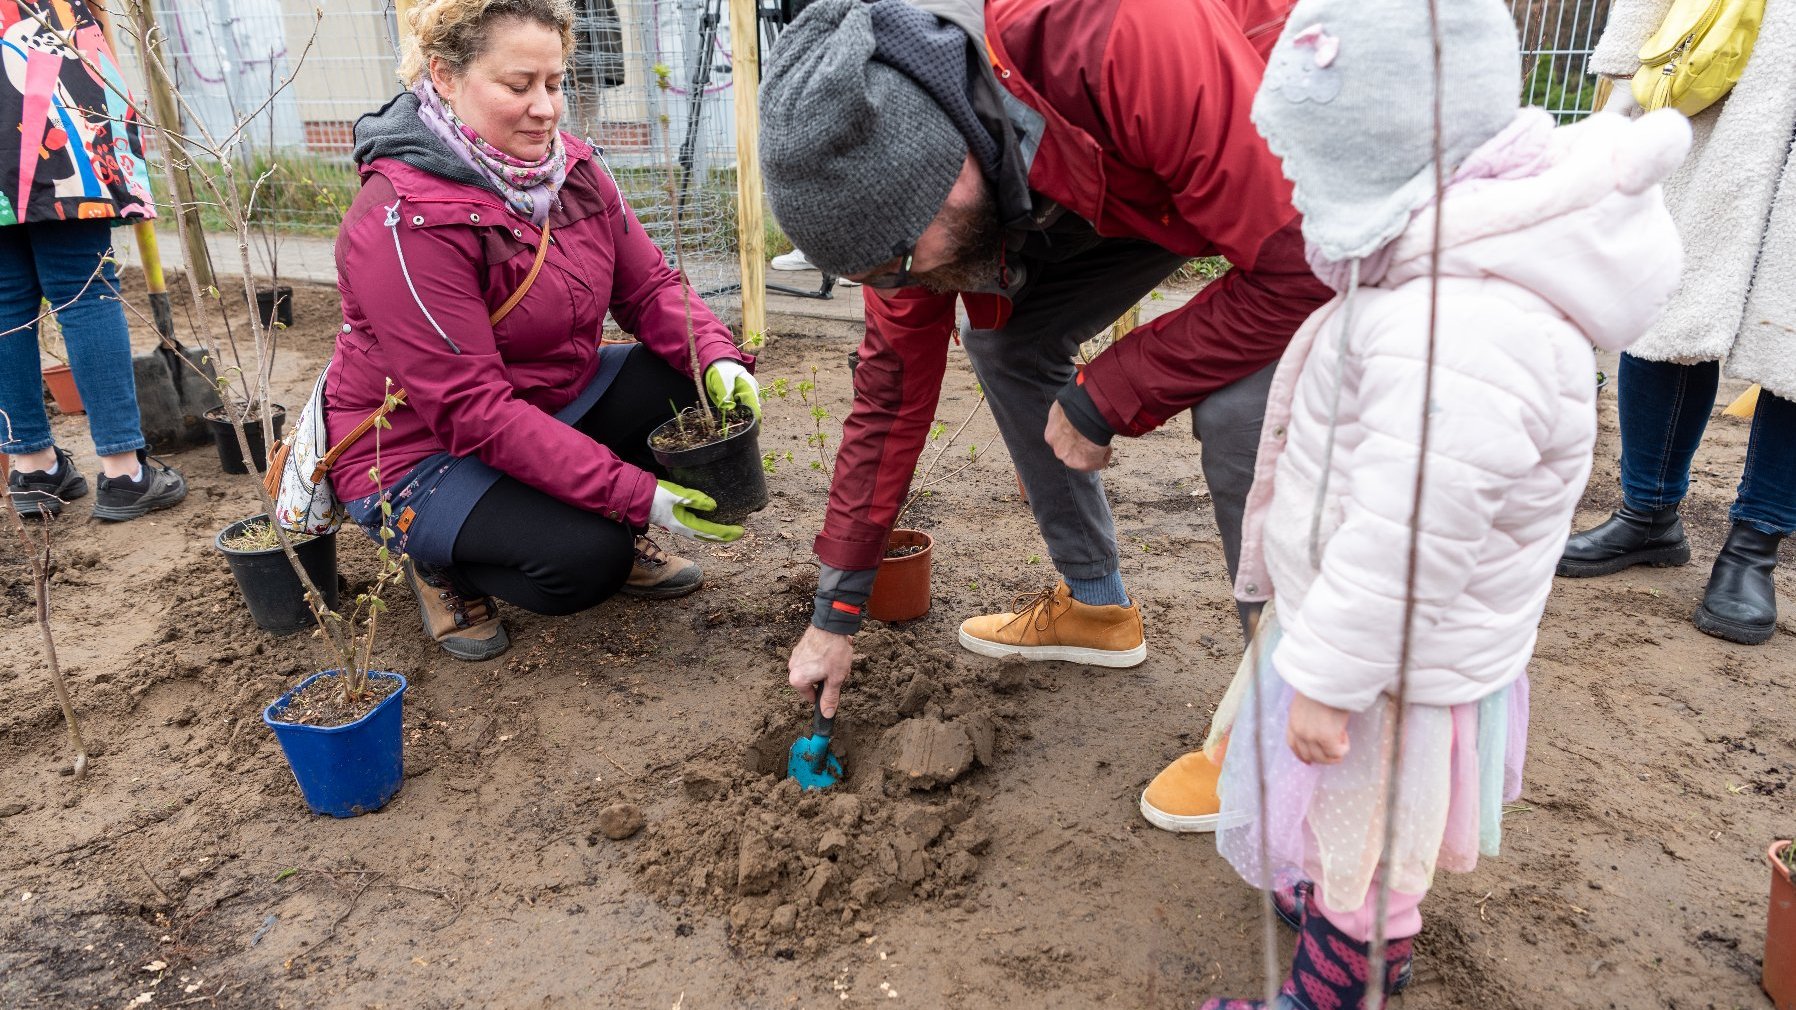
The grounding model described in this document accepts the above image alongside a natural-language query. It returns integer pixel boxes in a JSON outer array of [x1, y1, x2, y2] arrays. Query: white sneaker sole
[[1139, 792, 1220, 833], [955, 628, 1146, 668]]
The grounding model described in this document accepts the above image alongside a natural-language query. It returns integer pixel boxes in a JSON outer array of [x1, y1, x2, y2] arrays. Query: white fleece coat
[[1590, 0, 1796, 398], [1232, 110, 1691, 710]]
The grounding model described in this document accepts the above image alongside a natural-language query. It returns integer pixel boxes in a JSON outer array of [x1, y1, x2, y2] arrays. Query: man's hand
[[1045, 400, 1113, 472], [1287, 691, 1351, 765], [789, 625, 853, 717]]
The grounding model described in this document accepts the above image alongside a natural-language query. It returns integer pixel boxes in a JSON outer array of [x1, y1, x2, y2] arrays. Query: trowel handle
[[810, 698, 834, 740]]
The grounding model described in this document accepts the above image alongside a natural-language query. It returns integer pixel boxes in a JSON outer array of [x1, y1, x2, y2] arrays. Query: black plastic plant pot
[[205, 404, 286, 475], [255, 285, 294, 330], [648, 412, 769, 524], [215, 515, 340, 635]]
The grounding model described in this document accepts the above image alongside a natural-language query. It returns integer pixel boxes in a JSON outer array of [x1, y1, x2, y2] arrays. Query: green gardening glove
[[649, 480, 743, 542], [704, 360, 761, 419]]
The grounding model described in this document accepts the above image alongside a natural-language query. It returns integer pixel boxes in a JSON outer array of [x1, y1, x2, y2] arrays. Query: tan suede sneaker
[[619, 535, 704, 599], [403, 559, 510, 661], [957, 582, 1146, 667], [1139, 745, 1225, 833]]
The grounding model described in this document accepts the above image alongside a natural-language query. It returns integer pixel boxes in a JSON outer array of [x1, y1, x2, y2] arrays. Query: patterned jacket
[[0, 0, 155, 226]]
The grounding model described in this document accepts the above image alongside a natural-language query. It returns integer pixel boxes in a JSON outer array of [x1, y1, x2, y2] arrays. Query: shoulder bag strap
[[488, 218, 553, 327], [304, 216, 552, 483]]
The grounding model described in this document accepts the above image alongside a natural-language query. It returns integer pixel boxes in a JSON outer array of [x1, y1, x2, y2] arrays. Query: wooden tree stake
[[731, 0, 768, 347]]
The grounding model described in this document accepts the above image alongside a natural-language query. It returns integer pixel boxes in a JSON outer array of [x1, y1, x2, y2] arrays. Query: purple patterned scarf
[[412, 79, 566, 225]]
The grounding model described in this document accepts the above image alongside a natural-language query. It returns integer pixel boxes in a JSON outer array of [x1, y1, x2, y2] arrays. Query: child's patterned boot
[[1198, 906, 1413, 1010]]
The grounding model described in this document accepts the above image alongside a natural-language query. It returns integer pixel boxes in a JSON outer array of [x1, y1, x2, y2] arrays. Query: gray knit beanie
[[1252, 0, 1522, 262], [759, 0, 968, 277]]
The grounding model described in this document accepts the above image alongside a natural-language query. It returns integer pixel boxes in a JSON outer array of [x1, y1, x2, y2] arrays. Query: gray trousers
[[960, 236, 1277, 627]]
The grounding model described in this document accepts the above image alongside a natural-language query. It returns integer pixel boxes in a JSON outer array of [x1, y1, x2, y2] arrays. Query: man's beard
[[916, 186, 1005, 294]]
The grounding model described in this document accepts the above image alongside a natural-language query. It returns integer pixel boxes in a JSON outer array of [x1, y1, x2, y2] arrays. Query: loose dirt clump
[[631, 626, 1011, 954], [634, 763, 989, 955], [596, 802, 645, 840], [882, 716, 977, 789]]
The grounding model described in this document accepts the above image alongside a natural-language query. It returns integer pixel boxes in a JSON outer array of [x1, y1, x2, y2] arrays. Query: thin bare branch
[[1, 411, 89, 779]]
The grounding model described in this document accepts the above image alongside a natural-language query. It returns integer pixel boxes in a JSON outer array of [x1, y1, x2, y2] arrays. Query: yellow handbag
[[1631, 0, 1767, 116]]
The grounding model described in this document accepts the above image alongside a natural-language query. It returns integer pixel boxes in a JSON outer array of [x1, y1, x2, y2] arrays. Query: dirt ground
[[1, 274, 1791, 1010]]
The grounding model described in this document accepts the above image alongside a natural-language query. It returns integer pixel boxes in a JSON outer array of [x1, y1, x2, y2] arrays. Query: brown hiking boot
[[619, 535, 704, 599], [957, 582, 1146, 668], [403, 559, 510, 661]]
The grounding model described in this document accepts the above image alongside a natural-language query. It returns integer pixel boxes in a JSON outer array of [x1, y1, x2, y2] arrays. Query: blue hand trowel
[[786, 698, 844, 790]]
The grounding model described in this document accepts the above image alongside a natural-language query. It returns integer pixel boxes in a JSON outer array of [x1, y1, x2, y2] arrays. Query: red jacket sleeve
[[1074, 0, 1331, 436], [812, 286, 955, 571]]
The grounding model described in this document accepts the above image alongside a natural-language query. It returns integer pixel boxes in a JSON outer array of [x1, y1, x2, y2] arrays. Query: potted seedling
[[866, 390, 986, 622], [203, 401, 287, 474], [648, 405, 766, 522], [261, 384, 411, 817], [38, 302, 82, 415], [215, 513, 339, 634], [643, 65, 766, 522], [1767, 835, 1796, 1009]]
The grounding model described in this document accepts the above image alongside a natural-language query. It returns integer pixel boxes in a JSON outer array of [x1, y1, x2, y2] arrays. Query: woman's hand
[[705, 360, 761, 419], [650, 480, 742, 541], [1287, 691, 1351, 765]]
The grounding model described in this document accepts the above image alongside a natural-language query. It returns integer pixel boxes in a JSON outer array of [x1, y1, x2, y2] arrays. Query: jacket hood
[[352, 92, 492, 193], [907, 0, 984, 44], [1381, 107, 1691, 352]]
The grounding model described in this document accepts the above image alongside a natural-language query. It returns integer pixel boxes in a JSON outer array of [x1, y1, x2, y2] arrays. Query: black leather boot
[[1693, 524, 1783, 645], [1557, 503, 1691, 578]]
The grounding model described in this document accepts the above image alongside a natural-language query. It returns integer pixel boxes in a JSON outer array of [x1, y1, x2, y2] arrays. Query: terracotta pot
[[866, 529, 933, 623], [1767, 841, 1796, 1010], [42, 364, 82, 414], [1015, 469, 1028, 504]]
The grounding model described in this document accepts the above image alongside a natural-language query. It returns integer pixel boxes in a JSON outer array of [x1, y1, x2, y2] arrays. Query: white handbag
[[263, 365, 407, 536]]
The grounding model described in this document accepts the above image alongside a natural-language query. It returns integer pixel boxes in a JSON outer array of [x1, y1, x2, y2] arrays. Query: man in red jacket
[[760, 0, 1329, 827]]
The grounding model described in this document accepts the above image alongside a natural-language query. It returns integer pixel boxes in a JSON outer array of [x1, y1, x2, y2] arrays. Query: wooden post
[[130, 0, 213, 291], [730, 0, 767, 346], [393, 0, 416, 47], [92, 7, 176, 341], [1110, 303, 1140, 343]]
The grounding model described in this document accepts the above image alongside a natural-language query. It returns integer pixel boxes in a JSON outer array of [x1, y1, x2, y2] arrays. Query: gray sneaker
[[91, 453, 187, 521], [6, 447, 89, 518]]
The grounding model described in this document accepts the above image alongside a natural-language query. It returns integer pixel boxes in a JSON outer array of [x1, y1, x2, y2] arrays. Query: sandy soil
[[1, 275, 1791, 1010]]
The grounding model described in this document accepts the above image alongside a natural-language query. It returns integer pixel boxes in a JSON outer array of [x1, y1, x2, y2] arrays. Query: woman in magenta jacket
[[325, 0, 757, 660]]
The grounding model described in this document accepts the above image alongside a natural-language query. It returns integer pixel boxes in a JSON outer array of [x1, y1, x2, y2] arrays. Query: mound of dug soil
[[631, 627, 1022, 954]]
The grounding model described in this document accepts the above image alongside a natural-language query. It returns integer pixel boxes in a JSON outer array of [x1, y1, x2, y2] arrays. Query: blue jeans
[[0, 220, 145, 457], [1618, 353, 1796, 535]]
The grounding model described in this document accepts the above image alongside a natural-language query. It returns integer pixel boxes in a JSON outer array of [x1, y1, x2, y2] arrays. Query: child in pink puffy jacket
[[1197, 0, 1691, 1007]]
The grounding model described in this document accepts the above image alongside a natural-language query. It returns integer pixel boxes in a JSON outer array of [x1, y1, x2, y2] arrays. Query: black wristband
[[811, 564, 878, 635]]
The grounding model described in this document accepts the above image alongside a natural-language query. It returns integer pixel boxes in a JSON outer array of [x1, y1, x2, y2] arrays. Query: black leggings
[[448, 346, 701, 615]]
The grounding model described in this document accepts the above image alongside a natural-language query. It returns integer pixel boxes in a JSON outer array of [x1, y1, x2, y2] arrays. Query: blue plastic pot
[[263, 671, 407, 818]]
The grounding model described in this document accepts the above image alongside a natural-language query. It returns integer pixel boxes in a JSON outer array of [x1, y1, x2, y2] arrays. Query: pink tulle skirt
[[1206, 602, 1529, 915]]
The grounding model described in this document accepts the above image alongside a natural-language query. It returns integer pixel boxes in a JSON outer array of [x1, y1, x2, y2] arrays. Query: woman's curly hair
[[397, 0, 576, 86]]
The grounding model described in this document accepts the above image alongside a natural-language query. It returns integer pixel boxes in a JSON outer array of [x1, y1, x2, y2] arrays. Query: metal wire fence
[[107, 0, 1612, 287], [1514, 0, 1611, 121], [108, 0, 757, 291]]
